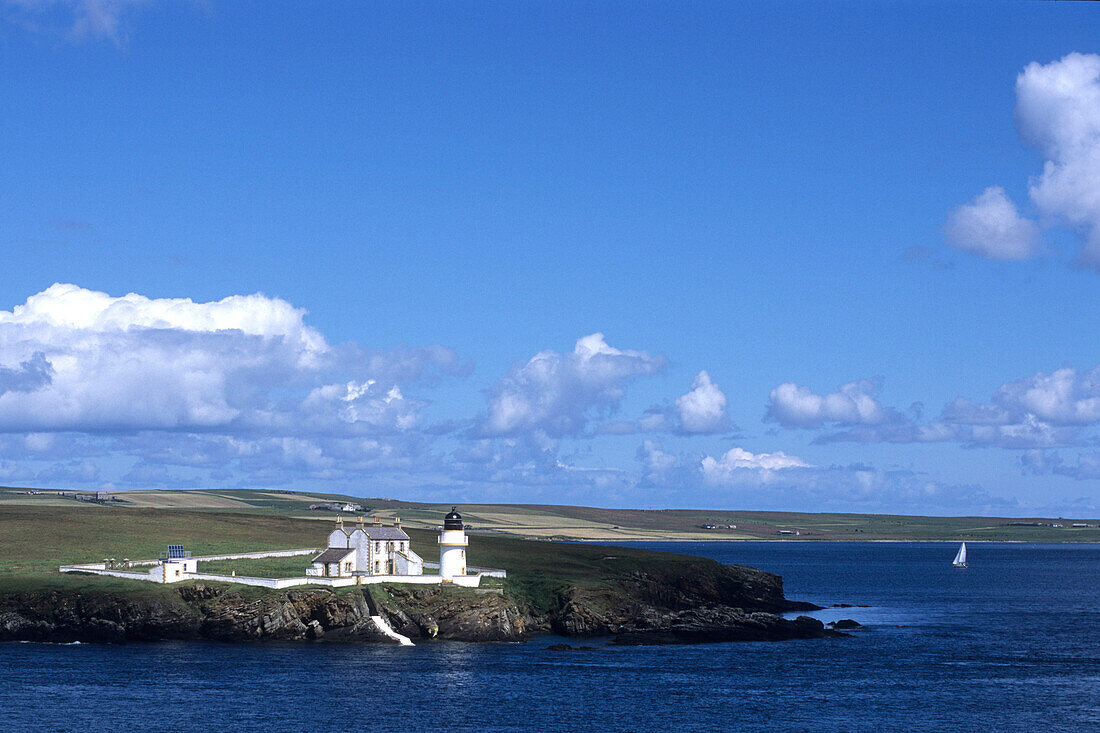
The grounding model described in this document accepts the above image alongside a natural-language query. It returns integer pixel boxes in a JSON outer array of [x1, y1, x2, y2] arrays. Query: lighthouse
[[438, 507, 468, 580]]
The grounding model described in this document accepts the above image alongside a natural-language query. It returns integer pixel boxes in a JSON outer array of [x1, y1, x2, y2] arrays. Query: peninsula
[[0, 495, 834, 645]]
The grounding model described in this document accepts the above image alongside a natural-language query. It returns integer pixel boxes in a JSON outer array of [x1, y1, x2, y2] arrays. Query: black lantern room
[[444, 507, 463, 530]]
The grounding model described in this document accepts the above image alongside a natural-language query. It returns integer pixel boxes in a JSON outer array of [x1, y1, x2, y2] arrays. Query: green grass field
[[0, 502, 752, 615], [196, 555, 319, 578]]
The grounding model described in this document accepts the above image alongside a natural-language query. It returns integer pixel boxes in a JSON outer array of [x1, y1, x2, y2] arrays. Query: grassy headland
[[0, 503, 750, 610]]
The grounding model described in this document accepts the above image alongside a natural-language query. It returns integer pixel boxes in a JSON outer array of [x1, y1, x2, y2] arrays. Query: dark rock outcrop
[[379, 586, 528, 642], [828, 618, 863, 630], [0, 590, 201, 643]]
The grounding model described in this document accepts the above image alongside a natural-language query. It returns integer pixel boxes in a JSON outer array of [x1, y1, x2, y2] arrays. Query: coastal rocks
[[196, 588, 385, 642], [551, 586, 666, 636], [828, 619, 863, 630], [0, 590, 201, 643], [611, 611, 841, 645], [544, 564, 832, 645], [381, 586, 528, 642], [618, 565, 820, 615]]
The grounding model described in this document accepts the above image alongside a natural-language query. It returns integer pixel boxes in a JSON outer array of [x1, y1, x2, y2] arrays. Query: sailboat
[[952, 542, 968, 568]]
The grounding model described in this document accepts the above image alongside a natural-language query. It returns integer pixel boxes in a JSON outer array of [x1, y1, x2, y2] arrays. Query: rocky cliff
[[0, 561, 837, 645]]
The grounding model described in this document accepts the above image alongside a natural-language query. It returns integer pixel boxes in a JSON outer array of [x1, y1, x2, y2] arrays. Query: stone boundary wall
[[58, 563, 153, 581], [125, 548, 321, 567], [185, 572, 491, 589], [60, 554, 501, 587]]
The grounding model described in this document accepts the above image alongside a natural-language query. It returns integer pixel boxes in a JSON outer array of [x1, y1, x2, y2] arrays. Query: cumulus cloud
[[637, 442, 1007, 514], [945, 187, 1041, 260], [675, 371, 729, 434], [0, 283, 471, 490], [774, 365, 1100, 451], [637, 441, 813, 491], [992, 366, 1100, 425], [605, 370, 733, 436], [954, 53, 1100, 268], [700, 447, 811, 484], [938, 366, 1100, 448], [0, 283, 328, 432], [1019, 448, 1100, 480], [0, 283, 463, 437], [636, 439, 684, 486], [1017, 52, 1100, 267], [481, 333, 664, 438], [766, 378, 889, 428]]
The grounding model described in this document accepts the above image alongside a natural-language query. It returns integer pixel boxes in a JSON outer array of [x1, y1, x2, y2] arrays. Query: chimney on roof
[[394, 516, 401, 525], [356, 516, 364, 529], [373, 515, 382, 526], [336, 516, 344, 529]]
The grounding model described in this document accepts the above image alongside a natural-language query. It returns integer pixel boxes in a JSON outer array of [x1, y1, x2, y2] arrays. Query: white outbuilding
[[152, 545, 197, 583]]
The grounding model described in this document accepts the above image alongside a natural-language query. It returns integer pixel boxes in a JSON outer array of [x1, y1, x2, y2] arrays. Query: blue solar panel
[[167, 545, 186, 559]]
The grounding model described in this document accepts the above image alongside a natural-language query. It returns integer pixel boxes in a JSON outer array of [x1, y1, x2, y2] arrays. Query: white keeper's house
[[307, 515, 424, 578]]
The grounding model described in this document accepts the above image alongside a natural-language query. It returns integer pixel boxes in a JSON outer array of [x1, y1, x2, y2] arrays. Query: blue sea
[[3, 542, 1098, 732]]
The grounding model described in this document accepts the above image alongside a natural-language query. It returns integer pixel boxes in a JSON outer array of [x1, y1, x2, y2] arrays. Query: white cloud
[[301, 381, 421, 432], [637, 439, 680, 485], [993, 366, 1100, 426], [481, 333, 664, 437], [945, 187, 1041, 260], [766, 378, 888, 428], [789, 365, 1100, 450], [1018, 53, 1100, 267], [0, 283, 463, 444], [700, 446, 811, 485], [956, 53, 1100, 268], [675, 370, 729, 434], [0, 283, 328, 432]]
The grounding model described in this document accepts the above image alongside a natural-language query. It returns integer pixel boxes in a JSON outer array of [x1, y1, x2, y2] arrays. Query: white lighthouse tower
[[438, 507, 468, 580]]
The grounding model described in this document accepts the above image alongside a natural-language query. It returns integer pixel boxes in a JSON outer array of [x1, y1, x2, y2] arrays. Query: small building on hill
[[152, 545, 197, 583], [307, 516, 424, 578]]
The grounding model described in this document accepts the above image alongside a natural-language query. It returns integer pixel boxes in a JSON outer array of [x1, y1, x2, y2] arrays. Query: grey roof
[[360, 526, 409, 540], [312, 548, 355, 563]]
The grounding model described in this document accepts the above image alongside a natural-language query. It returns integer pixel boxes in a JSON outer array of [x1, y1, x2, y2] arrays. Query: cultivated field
[[2, 487, 1098, 545]]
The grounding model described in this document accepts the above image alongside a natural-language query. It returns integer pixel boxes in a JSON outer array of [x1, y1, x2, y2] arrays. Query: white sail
[[952, 542, 967, 567]]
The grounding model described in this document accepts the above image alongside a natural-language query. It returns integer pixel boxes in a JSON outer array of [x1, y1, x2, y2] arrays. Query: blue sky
[[1, 1, 1099, 515]]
